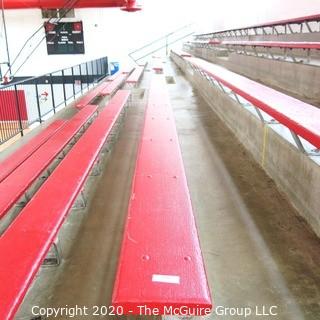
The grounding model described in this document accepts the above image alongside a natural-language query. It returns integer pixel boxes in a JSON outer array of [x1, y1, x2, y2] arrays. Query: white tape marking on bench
[[152, 274, 180, 284]]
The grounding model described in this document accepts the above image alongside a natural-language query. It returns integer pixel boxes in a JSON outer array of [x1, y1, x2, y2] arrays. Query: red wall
[[0, 90, 28, 121]]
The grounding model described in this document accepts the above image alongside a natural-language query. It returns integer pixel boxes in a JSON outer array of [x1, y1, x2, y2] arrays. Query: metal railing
[[0, 56, 108, 145], [194, 14, 320, 41], [171, 51, 320, 163], [128, 24, 194, 63]]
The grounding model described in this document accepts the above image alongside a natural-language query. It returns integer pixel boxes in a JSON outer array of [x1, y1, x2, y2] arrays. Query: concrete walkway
[[16, 60, 320, 320]]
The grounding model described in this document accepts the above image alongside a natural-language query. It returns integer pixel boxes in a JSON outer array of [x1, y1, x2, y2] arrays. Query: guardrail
[[0, 56, 108, 145], [171, 51, 320, 160], [194, 13, 320, 40], [128, 24, 194, 63]]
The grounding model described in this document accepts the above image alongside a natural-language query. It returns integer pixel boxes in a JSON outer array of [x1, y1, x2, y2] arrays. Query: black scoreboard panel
[[45, 21, 85, 55]]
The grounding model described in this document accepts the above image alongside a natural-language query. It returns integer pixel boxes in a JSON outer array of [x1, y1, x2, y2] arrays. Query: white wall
[[195, 0, 320, 32], [0, 0, 320, 77], [0, 9, 114, 76]]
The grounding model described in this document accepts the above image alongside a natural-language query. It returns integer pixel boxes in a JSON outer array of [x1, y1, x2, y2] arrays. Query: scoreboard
[[45, 21, 85, 55]]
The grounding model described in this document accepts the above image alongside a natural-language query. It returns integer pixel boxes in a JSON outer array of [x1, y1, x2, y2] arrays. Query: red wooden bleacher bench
[[171, 50, 192, 61], [126, 65, 145, 86], [221, 41, 320, 50], [176, 54, 320, 150], [76, 81, 109, 109], [112, 76, 212, 316], [0, 106, 98, 223], [152, 58, 164, 73], [107, 68, 134, 81], [188, 40, 221, 46], [0, 90, 131, 320], [171, 50, 192, 58], [187, 40, 320, 53], [190, 40, 210, 46], [0, 120, 65, 183], [107, 70, 121, 82], [153, 65, 163, 73], [76, 68, 133, 109], [100, 73, 129, 96], [77, 73, 130, 109], [208, 40, 221, 45], [121, 67, 135, 75], [247, 13, 320, 30]]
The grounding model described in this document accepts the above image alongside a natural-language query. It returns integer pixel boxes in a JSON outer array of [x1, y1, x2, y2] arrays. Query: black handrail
[[0, 56, 108, 145]]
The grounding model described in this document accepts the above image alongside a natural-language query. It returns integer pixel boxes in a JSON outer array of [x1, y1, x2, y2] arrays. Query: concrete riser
[[171, 54, 320, 237], [185, 47, 320, 105]]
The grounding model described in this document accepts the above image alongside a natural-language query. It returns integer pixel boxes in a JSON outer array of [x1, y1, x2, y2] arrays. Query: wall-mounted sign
[[45, 21, 85, 55]]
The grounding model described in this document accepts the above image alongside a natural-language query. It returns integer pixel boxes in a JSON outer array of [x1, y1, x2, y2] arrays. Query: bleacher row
[[171, 50, 320, 152], [188, 39, 320, 50], [112, 75, 211, 314], [0, 64, 146, 319], [185, 15, 320, 68], [0, 59, 213, 319], [76, 64, 146, 109], [185, 39, 320, 65], [179, 15, 320, 153]]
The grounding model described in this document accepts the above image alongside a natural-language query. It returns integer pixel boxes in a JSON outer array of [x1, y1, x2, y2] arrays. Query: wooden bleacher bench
[[152, 57, 164, 73], [221, 40, 320, 50], [126, 65, 145, 86], [190, 40, 210, 45], [112, 76, 212, 316], [107, 70, 121, 82], [76, 81, 109, 109], [0, 106, 98, 221], [187, 40, 221, 48], [100, 73, 128, 96], [247, 13, 320, 30], [189, 40, 320, 49], [121, 67, 135, 74], [171, 50, 192, 58], [107, 68, 134, 81], [76, 68, 133, 109], [0, 120, 65, 183], [153, 64, 163, 73], [208, 40, 221, 45], [174, 53, 320, 149], [0, 90, 130, 320]]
